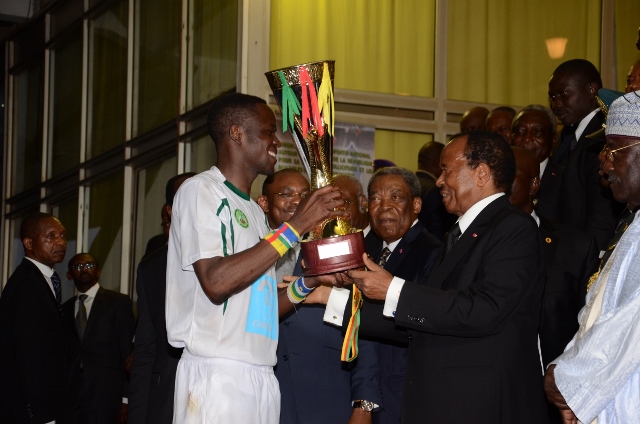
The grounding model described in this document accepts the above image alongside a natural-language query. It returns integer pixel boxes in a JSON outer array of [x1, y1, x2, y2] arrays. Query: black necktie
[[443, 222, 462, 257], [51, 272, 62, 313], [555, 125, 576, 165], [378, 247, 392, 268], [75, 294, 88, 340]]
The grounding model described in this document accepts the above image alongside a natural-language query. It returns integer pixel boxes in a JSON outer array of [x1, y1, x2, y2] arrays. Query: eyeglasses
[[274, 191, 310, 200], [601, 140, 640, 162], [69, 263, 97, 272]]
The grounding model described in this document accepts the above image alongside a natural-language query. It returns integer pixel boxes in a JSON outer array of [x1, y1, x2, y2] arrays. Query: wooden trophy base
[[301, 231, 366, 276]]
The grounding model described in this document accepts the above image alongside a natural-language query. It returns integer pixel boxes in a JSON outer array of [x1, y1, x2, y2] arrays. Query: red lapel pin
[[472, 233, 477, 238]]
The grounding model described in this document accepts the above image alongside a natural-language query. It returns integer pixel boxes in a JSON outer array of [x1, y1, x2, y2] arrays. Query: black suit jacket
[[538, 217, 599, 367], [357, 223, 441, 424], [355, 196, 548, 423], [63, 286, 134, 417], [537, 112, 622, 250], [129, 245, 183, 424], [0, 258, 74, 423]]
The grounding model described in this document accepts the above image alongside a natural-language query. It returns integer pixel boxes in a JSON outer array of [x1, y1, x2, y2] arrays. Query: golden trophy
[[265, 60, 366, 276]]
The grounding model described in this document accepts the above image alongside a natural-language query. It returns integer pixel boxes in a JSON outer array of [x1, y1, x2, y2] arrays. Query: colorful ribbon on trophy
[[341, 286, 363, 362], [317, 62, 334, 136], [299, 66, 323, 138], [277, 71, 301, 133]]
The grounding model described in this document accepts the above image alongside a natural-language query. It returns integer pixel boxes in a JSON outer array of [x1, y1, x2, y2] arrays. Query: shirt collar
[[539, 157, 549, 178], [383, 219, 419, 252], [25, 257, 55, 278], [457, 193, 505, 235], [574, 108, 599, 142], [79, 283, 100, 299], [530, 209, 540, 227]]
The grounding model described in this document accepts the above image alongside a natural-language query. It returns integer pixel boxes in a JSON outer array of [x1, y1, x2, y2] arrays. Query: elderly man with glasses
[[545, 90, 640, 424]]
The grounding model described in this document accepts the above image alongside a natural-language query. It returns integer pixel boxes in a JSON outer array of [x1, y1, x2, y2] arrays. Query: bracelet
[[287, 277, 315, 304], [265, 222, 300, 256]]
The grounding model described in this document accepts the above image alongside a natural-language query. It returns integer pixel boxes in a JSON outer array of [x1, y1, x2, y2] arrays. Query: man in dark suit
[[356, 167, 441, 423], [510, 146, 599, 423], [63, 253, 135, 424], [510, 147, 599, 367], [129, 172, 194, 424], [257, 168, 382, 424], [332, 131, 548, 423], [0, 212, 74, 423], [541, 59, 622, 250]]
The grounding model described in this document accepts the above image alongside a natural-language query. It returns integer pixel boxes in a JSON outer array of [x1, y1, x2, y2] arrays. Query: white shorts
[[173, 352, 280, 424]]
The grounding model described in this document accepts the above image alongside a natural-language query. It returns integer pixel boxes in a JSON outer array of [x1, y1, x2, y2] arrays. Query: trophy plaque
[[265, 60, 366, 276]]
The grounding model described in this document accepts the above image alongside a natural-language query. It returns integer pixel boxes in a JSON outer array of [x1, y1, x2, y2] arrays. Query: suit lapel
[[22, 259, 63, 318], [384, 223, 422, 273], [364, 230, 383, 262], [427, 197, 508, 288]]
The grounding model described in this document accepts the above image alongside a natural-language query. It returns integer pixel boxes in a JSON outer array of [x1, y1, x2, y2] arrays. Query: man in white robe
[[544, 90, 640, 424]]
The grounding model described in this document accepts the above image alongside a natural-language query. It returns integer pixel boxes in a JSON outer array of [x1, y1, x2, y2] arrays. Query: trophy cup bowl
[[265, 60, 366, 276]]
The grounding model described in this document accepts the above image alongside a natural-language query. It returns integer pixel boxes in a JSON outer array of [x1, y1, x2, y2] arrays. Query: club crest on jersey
[[235, 209, 249, 228]]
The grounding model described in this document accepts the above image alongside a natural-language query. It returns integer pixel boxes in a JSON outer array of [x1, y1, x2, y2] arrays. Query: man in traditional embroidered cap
[[545, 90, 640, 424]]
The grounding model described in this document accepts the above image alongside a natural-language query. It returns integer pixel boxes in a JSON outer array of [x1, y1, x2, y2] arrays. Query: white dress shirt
[[574, 108, 599, 142], [75, 282, 100, 318]]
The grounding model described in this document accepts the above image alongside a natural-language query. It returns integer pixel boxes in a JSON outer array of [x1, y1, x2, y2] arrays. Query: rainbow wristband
[[265, 222, 300, 256], [287, 277, 314, 304]]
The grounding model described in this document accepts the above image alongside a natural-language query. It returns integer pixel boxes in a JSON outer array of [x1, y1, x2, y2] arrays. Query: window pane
[[134, 0, 181, 136], [615, 0, 640, 92], [187, 0, 237, 109], [447, 0, 601, 105], [133, 157, 177, 282], [51, 199, 79, 302], [11, 64, 43, 195], [50, 32, 82, 177], [86, 172, 123, 292], [88, 0, 128, 158], [270, 0, 436, 97], [375, 130, 433, 172], [186, 135, 217, 173]]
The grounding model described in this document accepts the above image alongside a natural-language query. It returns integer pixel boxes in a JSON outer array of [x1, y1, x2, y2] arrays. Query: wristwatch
[[353, 400, 375, 412]]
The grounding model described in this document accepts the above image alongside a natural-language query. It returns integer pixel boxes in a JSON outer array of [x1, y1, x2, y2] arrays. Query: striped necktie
[[51, 271, 62, 313]]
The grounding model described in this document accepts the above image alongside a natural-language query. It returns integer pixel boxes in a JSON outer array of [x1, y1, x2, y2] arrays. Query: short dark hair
[[261, 168, 307, 195], [367, 167, 421, 198], [553, 59, 603, 88], [166, 172, 197, 205], [454, 131, 516, 194], [68, 253, 100, 270], [206, 93, 267, 145], [491, 106, 517, 118], [20, 212, 59, 240]]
